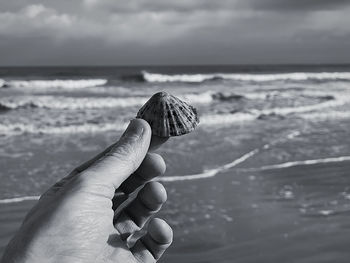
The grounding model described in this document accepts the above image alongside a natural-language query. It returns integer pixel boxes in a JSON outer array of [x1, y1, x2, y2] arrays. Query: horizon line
[[1, 63, 350, 68]]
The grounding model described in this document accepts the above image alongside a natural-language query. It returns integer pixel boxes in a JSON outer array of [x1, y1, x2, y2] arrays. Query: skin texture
[[1, 119, 173, 263]]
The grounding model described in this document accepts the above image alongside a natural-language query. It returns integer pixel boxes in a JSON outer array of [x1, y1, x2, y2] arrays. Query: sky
[[0, 0, 349, 66]]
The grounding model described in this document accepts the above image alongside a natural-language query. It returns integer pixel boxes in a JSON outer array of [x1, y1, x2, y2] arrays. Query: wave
[[0, 103, 350, 135], [211, 90, 334, 101], [158, 130, 301, 182], [179, 91, 214, 104], [0, 112, 252, 135], [1, 91, 348, 136], [158, 149, 259, 182], [201, 112, 256, 126], [246, 156, 350, 171], [200, 97, 347, 126], [2, 79, 108, 89], [302, 110, 350, 120], [1, 89, 340, 112], [142, 71, 350, 83], [0, 96, 148, 110], [0, 195, 40, 204], [0, 92, 214, 111], [245, 91, 335, 101], [256, 97, 347, 116], [0, 122, 127, 136], [0, 103, 12, 111], [212, 92, 244, 101]]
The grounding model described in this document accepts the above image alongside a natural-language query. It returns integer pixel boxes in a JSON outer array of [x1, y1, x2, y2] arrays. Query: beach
[[1, 65, 350, 262]]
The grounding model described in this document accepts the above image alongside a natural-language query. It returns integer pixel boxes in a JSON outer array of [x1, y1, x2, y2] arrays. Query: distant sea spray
[[0, 79, 108, 89], [3, 71, 350, 88], [142, 71, 350, 83]]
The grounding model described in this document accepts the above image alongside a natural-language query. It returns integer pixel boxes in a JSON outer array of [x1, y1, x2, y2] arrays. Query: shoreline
[[2, 159, 350, 262]]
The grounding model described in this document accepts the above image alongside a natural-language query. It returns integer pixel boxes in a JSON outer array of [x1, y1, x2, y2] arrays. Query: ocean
[[1, 65, 350, 262]]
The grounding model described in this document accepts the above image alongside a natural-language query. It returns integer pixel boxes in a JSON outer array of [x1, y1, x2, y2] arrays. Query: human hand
[[1, 119, 173, 263]]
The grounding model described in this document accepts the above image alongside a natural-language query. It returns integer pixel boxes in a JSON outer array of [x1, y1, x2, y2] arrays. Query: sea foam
[[200, 97, 348, 127], [0, 91, 214, 111], [1, 98, 348, 136], [143, 71, 350, 83], [0, 122, 127, 136], [302, 110, 350, 121], [249, 156, 350, 171], [0, 195, 40, 204], [158, 130, 300, 182], [179, 91, 214, 104], [4, 79, 108, 89], [0, 96, 148, 110], [158, 149, 259, 182]]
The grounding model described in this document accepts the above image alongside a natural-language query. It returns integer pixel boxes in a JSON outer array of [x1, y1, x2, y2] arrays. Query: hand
[[1, 119, 173, 263]]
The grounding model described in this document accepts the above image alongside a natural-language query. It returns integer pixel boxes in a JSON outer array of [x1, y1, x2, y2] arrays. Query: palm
[[48, 191, 135, 263], [21, 174, 169, 263], [2, 120, 172, 263]]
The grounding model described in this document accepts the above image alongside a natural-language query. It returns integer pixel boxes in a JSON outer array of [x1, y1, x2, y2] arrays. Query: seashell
[[136, 91, 199, 137]]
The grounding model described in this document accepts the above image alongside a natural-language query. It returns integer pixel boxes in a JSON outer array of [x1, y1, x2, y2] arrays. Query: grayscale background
[[1, 1, 350, 262]]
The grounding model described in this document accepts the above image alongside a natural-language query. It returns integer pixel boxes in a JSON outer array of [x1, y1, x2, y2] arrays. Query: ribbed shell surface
[[136, 92, 199, 137]]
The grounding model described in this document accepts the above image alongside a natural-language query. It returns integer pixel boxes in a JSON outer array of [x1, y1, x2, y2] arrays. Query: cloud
[[0, 0, 349, 65], [0, 4, 74, 37], [245, 0, 350, 12]]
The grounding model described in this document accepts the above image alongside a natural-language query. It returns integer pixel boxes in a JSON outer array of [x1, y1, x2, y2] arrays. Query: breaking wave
[[1, 89, 340, 112], [179, 91, 214, 104], [201, 96, 349, 126], [2, 79, 108, 89], [142, 71, 350, 83], [201, 113, 256, 126], [302, 110, 350, 120], [0, 96, 148, 110], [0, 92, 214, 111], [2, 97, 348, 136], [255, 96, 347, 116], [0, 122, 127, 136]]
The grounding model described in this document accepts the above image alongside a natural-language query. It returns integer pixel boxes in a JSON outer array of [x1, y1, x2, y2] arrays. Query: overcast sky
[[0, 0, 349, 66]]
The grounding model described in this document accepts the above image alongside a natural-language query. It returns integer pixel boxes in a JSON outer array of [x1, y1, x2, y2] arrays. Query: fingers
[[43, 118, 169, 206], [131, 218, 173, 263], [119, 153, 166, 195], [112, 153, 166, 210], [114, 182, 167, 240], [79, 119, 152, 190]]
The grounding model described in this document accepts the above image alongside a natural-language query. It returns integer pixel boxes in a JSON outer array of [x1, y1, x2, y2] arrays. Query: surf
[[0, 196, 40, 204], [245, 156, 350, 171], [1, 79, 108, 89], [0, 92, 214, 111], [142, 71, 350, 83]]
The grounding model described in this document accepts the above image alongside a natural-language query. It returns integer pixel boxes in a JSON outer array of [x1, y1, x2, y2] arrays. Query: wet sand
[[160, 160, 350, 263], [2, 160, 350, 262]]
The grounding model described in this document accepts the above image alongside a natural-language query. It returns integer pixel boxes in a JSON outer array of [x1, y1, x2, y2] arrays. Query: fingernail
[[122, 119, 144, 138]]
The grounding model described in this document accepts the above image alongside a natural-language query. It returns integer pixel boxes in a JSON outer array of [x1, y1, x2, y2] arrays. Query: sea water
[[1, 65, 350, 262]]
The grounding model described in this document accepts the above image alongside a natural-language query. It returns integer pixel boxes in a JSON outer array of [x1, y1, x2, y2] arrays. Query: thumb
[[80, 119, 152, 190]]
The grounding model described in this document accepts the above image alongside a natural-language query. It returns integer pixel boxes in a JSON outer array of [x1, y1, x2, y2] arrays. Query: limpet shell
[[136, 91, 199, 137]]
